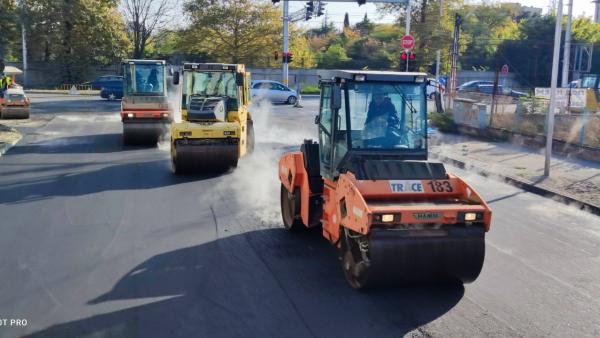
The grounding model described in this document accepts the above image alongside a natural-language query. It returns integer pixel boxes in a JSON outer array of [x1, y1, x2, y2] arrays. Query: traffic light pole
[[405, 0, 411, 71], [282, 0, 290, 85]]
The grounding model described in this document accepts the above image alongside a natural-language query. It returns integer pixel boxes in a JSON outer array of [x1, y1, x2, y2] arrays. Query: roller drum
[[343, 226, 485, 288], [0, 107, 29, 119], [123, 122, 166, 145], [172, 139, 239, 173]]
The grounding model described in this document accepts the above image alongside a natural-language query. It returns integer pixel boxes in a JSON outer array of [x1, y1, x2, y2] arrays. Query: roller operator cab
[[170, 63, 254, 173], [278, 70, 492, 289], [121, 59, 171, 145]]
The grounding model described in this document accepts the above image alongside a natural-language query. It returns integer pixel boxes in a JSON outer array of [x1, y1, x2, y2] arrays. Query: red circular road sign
[[501, 64, 509, 75], [401, 35, 415, 50]]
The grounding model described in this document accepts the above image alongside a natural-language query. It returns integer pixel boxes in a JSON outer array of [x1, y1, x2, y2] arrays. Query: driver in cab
[[362, 88, 400, 147]]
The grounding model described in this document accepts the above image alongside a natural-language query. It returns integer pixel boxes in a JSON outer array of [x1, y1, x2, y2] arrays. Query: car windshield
[[123, 62, 165, 96], [345, 81, 427, 151]]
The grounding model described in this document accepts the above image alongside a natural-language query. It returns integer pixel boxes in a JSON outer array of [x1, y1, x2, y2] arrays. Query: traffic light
[[401, 53, 407, 60], [271, 0, 280, 3], [274, 51, 279, 61], [287, 52, 294, 64], [357, 0, 366, 5], [305, 1, 314, 20], [317, 1, 325, 16], [409, 52, 415, 60]]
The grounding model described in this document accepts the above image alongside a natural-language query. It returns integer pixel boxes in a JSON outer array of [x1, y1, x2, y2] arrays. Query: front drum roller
[[341, 226, 485, 290], [171, 139, 239, 174]]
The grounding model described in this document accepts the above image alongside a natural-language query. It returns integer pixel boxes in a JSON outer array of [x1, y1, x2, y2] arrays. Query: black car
[[84, 75, 124, 90]]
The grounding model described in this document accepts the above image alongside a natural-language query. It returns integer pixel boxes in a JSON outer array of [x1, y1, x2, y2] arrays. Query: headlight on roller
[[464, 212, 477, 221], [381, 214, 395, 222], [127, 113, 134, 118]]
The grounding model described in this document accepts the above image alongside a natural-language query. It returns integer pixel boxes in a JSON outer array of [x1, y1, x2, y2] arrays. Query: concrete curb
[[0, 127, 23, 157], [430, 151, 600, 216]]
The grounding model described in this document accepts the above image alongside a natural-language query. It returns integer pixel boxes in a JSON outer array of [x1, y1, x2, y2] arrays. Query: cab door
[[318, 83, 334, 178]]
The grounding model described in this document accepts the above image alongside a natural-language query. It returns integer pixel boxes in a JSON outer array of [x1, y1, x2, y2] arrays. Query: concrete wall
[[6, 61, 520, 91]]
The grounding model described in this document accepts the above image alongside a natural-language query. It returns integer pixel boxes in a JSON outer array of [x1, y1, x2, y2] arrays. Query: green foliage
[[18, 0, 130, 82], [429, 112, 456, 132], [0, 0, 18, 61], [180, 0, 280, 65], [317, 44, 351, 69], [301, 85, 320, 94]]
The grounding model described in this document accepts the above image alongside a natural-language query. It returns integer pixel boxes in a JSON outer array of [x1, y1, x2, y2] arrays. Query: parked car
[[476, 84, 526, 98], [251, 80, 298, 105], [457, 80, 494, 92], [99, 80, 123, 100], [84, 75, 124, 90]]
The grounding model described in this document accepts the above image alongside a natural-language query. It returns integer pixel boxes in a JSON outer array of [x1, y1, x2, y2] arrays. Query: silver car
[[251, 80, 298, 105]]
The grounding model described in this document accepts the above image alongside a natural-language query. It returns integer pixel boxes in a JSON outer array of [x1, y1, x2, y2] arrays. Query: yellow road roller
[[170, 63, 254, 173]]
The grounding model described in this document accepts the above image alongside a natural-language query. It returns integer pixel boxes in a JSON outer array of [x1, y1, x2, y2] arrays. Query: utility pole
[[435, 0, 442, 81], [282, 0, 290, 85], [561, 0, 573, 88], [18, 0, 28, 87], [405, 0, 411, 71], [448, 13, 462, 109], [545, 0, 563, 177]]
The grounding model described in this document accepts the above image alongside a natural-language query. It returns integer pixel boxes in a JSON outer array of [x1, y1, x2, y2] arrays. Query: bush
[[301, 85, 320, 94], [429, 112, 456, 133]]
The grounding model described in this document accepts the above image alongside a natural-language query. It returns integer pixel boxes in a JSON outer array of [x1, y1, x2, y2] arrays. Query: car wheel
[[108, 93, 116, 101], [287, 96, 297, 105]]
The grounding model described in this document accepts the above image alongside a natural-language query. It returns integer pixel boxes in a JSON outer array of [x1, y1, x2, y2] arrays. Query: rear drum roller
[[280, 184, 304, 231]]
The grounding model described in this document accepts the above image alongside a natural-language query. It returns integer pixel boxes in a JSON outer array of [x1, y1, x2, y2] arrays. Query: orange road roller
[[278, 70, 492, 289]]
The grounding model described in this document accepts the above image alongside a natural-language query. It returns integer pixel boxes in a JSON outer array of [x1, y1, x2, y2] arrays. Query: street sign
[[501, 64, 509, 75], [401, 35, 415, 50]]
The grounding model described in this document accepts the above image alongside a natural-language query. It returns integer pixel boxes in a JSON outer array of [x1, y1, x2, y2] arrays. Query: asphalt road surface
[[1, 94, 599, 337]]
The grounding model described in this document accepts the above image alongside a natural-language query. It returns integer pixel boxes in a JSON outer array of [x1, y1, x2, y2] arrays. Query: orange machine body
[[279, 151, 492, 246]]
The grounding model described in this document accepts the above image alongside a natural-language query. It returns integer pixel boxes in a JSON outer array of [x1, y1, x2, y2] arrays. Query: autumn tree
[[181, 0, 281, 66]]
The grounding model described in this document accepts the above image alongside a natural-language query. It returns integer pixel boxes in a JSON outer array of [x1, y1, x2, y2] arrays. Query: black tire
[[341, 228, 371, 290], [287, 96, 298, 105], [247, 119, 255, 154], [280, 184, 304, 231]]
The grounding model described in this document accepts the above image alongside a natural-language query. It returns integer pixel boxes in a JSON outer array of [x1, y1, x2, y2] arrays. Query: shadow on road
[[30, 99, 120, 114], [0, 159, 223, 204], [26, 229, 464, 338], [8, 133, 160, 155]]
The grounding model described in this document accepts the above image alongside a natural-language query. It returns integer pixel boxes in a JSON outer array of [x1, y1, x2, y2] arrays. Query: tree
[[0, 0, 18, 60], [343, 13, 350, 29], [180, 0, 281, 66], [355, 13, 374, 36], [20, 0, 130, 82], [122, 0, 175, 59], [317, 44, 351, 68]]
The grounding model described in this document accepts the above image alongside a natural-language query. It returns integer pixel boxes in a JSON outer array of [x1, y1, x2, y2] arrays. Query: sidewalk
[[429, 132, 600, 214]]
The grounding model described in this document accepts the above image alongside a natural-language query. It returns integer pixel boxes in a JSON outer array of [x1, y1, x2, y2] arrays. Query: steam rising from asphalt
[[212, 100, 316, 226]]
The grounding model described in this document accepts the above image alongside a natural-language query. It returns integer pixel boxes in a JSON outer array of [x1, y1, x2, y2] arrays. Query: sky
[[288, 0, 597, 29]]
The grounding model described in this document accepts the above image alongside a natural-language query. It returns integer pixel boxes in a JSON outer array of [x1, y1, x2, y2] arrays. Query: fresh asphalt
[[0, 94, 599, 337]]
